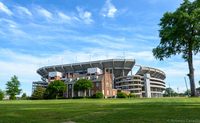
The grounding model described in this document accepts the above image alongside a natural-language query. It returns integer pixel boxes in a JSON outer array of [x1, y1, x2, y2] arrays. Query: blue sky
[[0, 0, 199, 96]]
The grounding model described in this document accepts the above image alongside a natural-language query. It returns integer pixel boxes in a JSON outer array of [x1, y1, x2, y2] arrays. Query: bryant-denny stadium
[[33, 59, 166, 98]]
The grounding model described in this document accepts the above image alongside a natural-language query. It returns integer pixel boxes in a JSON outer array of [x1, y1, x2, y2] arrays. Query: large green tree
[[74, 79, 93, 97], [6, 75, 22, 100], [153, 0, 200, 96], [45, 80, 66, 99]]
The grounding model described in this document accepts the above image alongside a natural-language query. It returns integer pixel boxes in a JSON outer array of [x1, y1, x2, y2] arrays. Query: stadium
[[115, 66, 166, 97], [33, 59, 166, 98]]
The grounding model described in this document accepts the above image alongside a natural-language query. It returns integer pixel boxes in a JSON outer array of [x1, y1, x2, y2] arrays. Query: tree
[[0, 89, 4, 100], [184, 89, 191, 96], [6, 75, 22, 100], [21, 93, 27, 100], [152, 0, 200, 97], [31, 87, 46, 100], [45, 80, 66, 99], [74, 79, 93, 97], [163, 88, 178, 97]]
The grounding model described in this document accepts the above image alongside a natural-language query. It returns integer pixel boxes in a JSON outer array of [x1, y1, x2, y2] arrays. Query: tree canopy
[[31, 86, 46, 100], [6, 75, 22, 100], [74, 79, 93, 91], [74, 79, 93, 97], [163, 88, 178, 97], [152, 0, 200, 96], [44, 80, 66, 99]]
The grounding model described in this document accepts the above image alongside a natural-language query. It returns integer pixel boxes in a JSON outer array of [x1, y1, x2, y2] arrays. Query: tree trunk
[[187, 50, 196, 97], [56, 94, 58, 99], [84, 90, 86, 98]]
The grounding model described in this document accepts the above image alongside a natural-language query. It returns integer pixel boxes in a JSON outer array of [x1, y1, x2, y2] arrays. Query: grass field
[[0, 98, 200, 123]]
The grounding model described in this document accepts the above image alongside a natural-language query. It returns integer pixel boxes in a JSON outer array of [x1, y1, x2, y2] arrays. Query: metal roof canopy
[[136, 66, 166, 80], [37, 59, 135, 78]]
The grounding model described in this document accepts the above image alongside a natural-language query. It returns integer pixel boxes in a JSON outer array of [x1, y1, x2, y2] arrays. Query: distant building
[[33, 59, 166, 98], [196, 87, 200, 96]]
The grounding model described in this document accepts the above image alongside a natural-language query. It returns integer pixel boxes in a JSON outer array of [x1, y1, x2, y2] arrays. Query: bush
[[128, 93, 137, 98], [92, 92, 104, 98], [117, 92, 128, 98]]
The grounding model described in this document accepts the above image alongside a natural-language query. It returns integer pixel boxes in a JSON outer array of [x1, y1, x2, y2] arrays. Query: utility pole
[[184, 77, 189, 97], [169, 83, 171, 97]]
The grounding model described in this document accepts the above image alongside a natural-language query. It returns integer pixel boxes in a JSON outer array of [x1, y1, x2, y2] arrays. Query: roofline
[[139, 66, 165, 74], [37, 59, 135, 78], [136, 66, 166, 79], [37, 59, 134, 72]]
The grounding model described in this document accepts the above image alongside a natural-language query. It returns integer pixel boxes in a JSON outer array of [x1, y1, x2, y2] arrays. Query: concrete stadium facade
[[115, 66, 166, 98], [33, 59, 166, 98]]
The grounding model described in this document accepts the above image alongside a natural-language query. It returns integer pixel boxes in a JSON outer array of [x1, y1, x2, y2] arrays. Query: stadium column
[[144, 73, 151, 98]]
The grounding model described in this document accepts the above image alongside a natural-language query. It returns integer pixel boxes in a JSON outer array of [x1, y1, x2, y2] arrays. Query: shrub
[[128, 93, 137, 98], [117, 92, 128, 98], [92, 92, 104, 98]]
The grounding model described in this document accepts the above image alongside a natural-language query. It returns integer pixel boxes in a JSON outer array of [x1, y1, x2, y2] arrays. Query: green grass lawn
[[0, 98, 200, 123]]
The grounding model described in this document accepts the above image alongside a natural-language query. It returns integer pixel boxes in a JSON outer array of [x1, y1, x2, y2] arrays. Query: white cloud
[[36, 7, 52, 19], [57, 12, 71, 21], [0, 2, 13, 16], [0, 18, 27, 38], [101, 0, 117, 18], [77, 7, 93, 24], [0, 18, 16, 26], [16, 6, 32, 16], [45, 34, 131, 49]]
